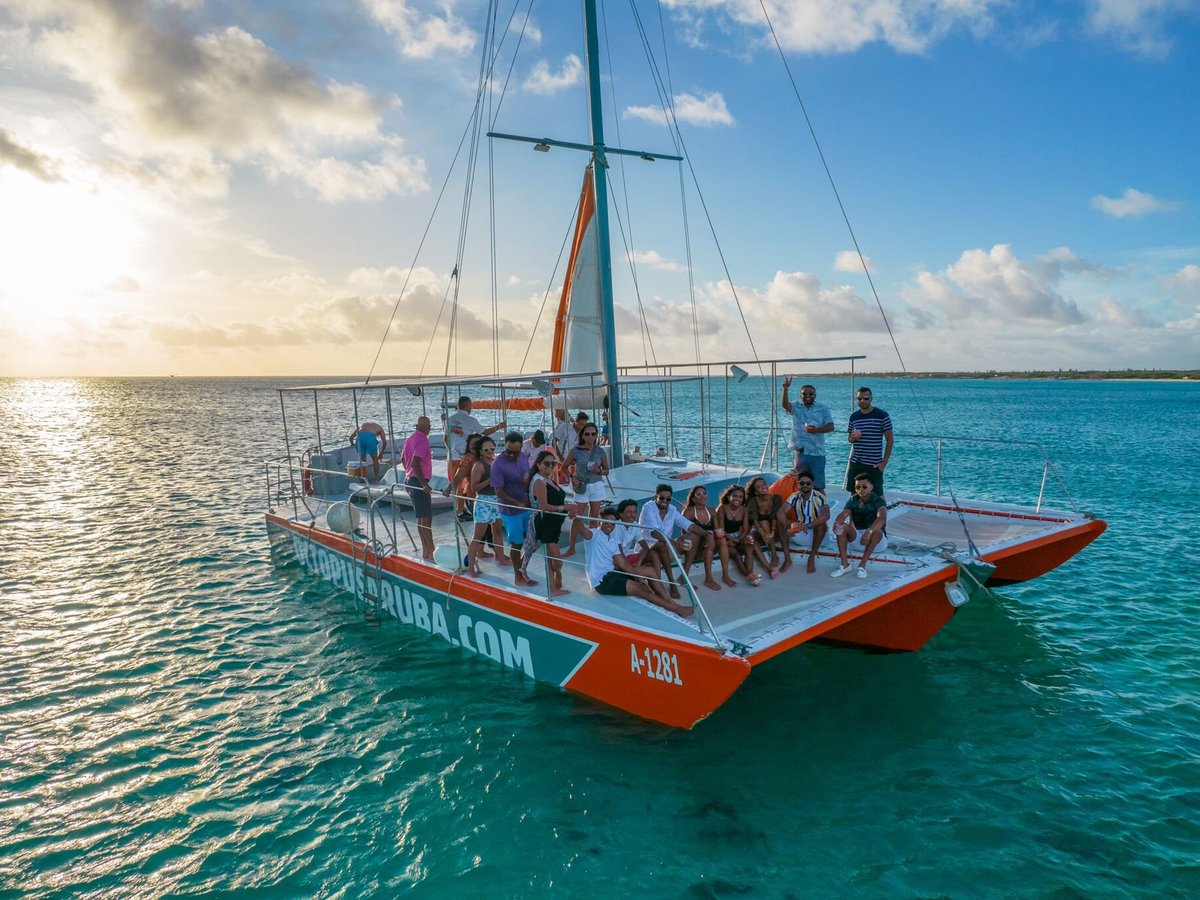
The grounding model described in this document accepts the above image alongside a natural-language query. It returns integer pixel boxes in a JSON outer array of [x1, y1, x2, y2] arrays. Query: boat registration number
[[630, 643, 683, 686]]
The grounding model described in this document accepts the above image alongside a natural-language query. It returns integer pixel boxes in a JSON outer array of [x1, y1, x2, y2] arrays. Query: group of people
[[352, 379, 895, 610], [780, 379, 893, 577]]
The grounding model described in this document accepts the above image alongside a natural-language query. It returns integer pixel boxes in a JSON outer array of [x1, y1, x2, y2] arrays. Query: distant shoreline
[[858, 370, 1198, 381]]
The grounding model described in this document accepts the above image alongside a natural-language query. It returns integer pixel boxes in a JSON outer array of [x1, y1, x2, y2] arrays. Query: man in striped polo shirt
[[845, 386, 893, 497]]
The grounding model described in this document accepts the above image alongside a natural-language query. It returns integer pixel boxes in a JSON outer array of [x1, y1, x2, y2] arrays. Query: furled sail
[[475, 167, 607, 411]]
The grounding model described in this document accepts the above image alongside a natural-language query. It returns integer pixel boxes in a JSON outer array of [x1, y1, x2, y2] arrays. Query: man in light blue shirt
[[781, 378, 835, 490]]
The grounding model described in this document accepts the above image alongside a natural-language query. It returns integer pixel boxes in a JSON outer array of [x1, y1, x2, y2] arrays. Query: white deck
[[277, 461, 1087, 657]]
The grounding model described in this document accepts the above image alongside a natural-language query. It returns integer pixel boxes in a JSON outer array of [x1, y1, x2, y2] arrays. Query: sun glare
[[0, 169, 143, 322]]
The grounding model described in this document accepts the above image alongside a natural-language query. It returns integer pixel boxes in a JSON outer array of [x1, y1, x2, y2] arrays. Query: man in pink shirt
[[402, 415, 435, 560]]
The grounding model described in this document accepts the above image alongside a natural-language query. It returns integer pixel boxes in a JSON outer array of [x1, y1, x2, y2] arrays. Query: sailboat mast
[[582, 0, 623, 467]]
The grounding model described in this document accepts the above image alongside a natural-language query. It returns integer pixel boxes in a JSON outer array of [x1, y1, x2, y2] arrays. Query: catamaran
[[264, 2, 1104, 729]]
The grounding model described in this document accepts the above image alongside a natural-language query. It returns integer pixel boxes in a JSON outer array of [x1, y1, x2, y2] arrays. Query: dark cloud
[[0, 128, 63, 182]]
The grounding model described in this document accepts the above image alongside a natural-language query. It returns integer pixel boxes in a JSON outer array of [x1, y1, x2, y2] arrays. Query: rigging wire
[[626, 1, 771, 397], [755, 0, 979, 556], [652, 0, 702, 369], [599, 0, 656, 369]]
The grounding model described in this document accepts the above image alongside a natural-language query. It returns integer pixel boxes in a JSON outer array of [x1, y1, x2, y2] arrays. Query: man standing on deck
[[402, 416, 436, 561], [781, 379, 834, 490], [445, 396, 505, 519], [845, 386, 893, 498], [551, 406, 574, 462], [491, 431, 538, 588]]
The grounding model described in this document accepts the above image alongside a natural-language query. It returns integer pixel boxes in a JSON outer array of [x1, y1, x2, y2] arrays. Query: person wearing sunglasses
[[831, 472, 889, 578], [562, 423, 609, 558], [786, 471, 830, 574], [781, 378, 834, 490], [527, 450, 571, 596], [846, 386, 893, 498]]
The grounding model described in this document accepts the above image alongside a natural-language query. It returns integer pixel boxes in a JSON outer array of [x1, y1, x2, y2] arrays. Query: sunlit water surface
[[0, 377, 1196, 897]]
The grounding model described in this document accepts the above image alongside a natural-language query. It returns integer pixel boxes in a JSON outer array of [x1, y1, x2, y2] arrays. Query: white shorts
[[575, 480, 607, 503], [851, 529, 888, 553], [788, 528, 828, 550]]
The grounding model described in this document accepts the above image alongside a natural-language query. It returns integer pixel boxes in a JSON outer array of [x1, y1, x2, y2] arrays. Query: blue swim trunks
[[499, 509, 532, 548], [355, 430, 379, 457]]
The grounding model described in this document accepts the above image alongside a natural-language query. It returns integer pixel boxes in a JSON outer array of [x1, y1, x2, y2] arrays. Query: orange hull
[[267, 514, 749, 729], [983, 518, 1107, 585]]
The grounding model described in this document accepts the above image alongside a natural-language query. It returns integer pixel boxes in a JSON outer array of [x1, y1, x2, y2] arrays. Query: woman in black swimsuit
[[681, 485, 721, 591], [747, 476, 787, 577], [529, 450, 570, 596], [716, 484, 769, 586]]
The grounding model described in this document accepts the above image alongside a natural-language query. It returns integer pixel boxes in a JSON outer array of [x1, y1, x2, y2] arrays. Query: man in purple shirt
[[402, 415, 435, 560], [491, 431, 537, 587]]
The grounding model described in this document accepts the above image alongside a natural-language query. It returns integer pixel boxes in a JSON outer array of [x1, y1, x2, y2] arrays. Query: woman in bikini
[[717, 484, 769, 586], [681, 485, 721, 591], [747, 476, 789, 577]]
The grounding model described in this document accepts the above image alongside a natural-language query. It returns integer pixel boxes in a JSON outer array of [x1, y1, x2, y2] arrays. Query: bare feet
[[780, 559, 792, 572], [515, 575, 539, 587], [704, 577, 721, 591], [768, 567, 779, 580], [550, 587, 570, 597], [806, 556, 817, 574], [674, 603, 695, 618], [669, 584, 681, 600], [466, 568, 482, 578], [722, 576, 738, 588]]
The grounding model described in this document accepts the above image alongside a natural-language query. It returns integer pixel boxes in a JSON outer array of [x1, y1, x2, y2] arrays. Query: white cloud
[[1091, 187, 1182, 218], [660, 0, 1000, 55], [630, 250, 687, 273], [834, 250, 872, 273], [361, 0, 477, 59], [523, 54, 583, 94], [625, 91, 733, 127], [9, 0, 428, 202], [903, 244, 1086, 324], [1160, 264, 1200, 296], [1085, 0, 1195, 57], [1095, 296, 1152, 327]]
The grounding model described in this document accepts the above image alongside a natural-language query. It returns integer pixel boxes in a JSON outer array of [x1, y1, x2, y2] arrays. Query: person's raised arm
[[781, 376, 793, 414]]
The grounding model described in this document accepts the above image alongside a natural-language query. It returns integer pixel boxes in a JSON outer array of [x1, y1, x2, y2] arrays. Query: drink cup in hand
[[680, 538, 692, 551], [833, 522, 844, 536], [789, 522, 802, 535], [715, 528, 725, 538], [805, 423, 815, 433], [850, 429, 862, 441]]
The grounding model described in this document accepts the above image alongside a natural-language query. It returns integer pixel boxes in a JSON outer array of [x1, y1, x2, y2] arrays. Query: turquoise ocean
[[1, 376, 1196, 897]]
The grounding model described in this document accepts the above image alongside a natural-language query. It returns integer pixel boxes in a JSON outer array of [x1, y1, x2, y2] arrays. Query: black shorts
[[845, 460, 884, 497], [595, 571, 634, 596], [405, 477, 433, 518]]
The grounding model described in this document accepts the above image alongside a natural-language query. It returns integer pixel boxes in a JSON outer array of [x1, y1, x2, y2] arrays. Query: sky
[[0, 0, 1197, 377]]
